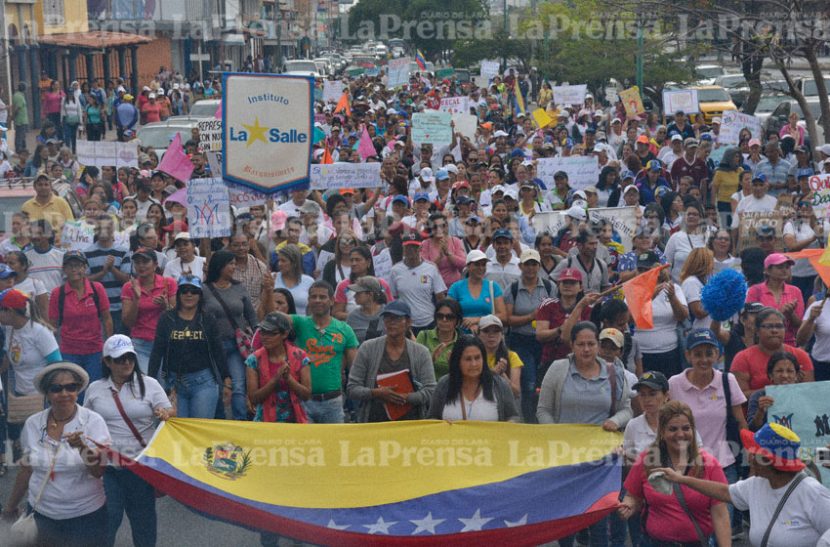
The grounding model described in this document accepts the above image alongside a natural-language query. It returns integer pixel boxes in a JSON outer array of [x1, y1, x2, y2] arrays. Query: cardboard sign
[[223, 74, 313, 193], [76, 140, 139, 168], [309, 162, 382, 190], [719, 110, 761, 145], [412, 111, 453, 146], [480, 60, 500, 84], [619, 87, 645, 118], [60, 220, 96, 250], [387, 58, 411, 88], [451, 113, 478, 140], [197, 119, 223, 153], [187, 177, 232, 239], [736, 209, 788, 252], [323, 80, 346, 104], [536, 156, 601, 190], [439, 96, 469, 115], [662, 89, 700, 115], [552, 84, 588, 106], [531, 207, 639, 251]]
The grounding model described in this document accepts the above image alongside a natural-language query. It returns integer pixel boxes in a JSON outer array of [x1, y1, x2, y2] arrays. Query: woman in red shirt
[[745, 253, 804, 346], [42, 80, 65, 130], [141, 93, 162, 124], [419, 213, 466, 287]]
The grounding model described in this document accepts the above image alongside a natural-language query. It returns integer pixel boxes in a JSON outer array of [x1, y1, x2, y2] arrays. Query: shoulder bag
[[672, 481, 708, 546], [10, 443, 60, 546], [110, 387, 166, 498], [760, 473, 807, 547], [208, 284, 253, 359], [6, 331, 46, 425]]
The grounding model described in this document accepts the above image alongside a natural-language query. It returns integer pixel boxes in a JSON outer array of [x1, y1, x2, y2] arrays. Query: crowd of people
[[0, 64, 829, 546]]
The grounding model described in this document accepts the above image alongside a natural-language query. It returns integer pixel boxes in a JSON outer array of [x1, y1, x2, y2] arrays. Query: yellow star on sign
[[242, 117, 268, 147]]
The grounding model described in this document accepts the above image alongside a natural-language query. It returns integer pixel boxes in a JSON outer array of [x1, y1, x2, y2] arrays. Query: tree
[[452, 30, 533, 71]]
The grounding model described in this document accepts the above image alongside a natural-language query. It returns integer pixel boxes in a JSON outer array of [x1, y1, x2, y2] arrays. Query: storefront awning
[[37, 31, 153, 49]]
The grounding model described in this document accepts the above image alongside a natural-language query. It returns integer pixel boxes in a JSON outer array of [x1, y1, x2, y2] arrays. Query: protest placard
[[809, 174, 830, 216], [662, 89, 700, 115], [531, 206, 639, 251], [536, 156, 600, 190], [197, 119, 223, 152], [451, 113, 478, 140], [61, 220, 96, 250], [223, 74, 312, 193], [310, 162, 382, 190], [323, 80, 346, 104], [206, 151, 223, 179], [480, 60, 500, 84], [387, 58, 411, 88], [226, 180, 269, 208], [76, 140, 139, 168], [736, 209, 788, 252], [719, 110, 761, 145], [412, 111, 453, 146], [767, 381, 830, 488], [439, 96, 469, 114], [619, 87, 645, 118], [552, 84, 588, 105], [187, 178, 232, 239]]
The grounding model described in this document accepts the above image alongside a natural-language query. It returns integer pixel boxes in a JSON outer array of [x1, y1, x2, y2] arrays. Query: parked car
[[187, 99, 221, 119], [313, 59, 330, 77], [694, 64, 726, 85], [282, 59, 320, 78], [455, 69, 472, 84], [690, 85, 738, 123], [137, 119, 200, 157], [753, 93, 790, 126], [764, 98, 825, 144], [800, 76, 830, 97], [714, 74, 748, 108]]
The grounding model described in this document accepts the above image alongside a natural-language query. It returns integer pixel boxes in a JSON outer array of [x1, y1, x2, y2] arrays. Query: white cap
[[444, 164, 458, 174], [817, 144, 830, 156], [148, 93, 156, 99], [671, 134, 683, 142], [143, 86, 151, 92], [623, 184, 640, 195], [504, 187, 519, 201], [103, 334, 136, 359], [494, 130, 509, 138], [491, 184, 506, 195], [419, 167, 435, 182], [571, 199, 588, 209], [573, 190, 588, 201], [565, 205, 587, 220], [479, 314, 503, 330], [466, 249, 488, 264]]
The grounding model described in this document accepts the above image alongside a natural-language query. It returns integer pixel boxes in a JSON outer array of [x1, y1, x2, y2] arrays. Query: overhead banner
[[412, 112, 453, 146], [719, 110, 761, 145], [310, 162, 382, 190], [532, 207, 639, 251], [387, 58, 411, 88], [130, 419, 621, 546], [187, 177, 233, 239], [662, 89, 700, 115], [76, 141, 139, 168], [223, 73, 313, 193], [767, 381, 830, 488], [552, 85, 587, 106], [536, 156, 600, 190], [618, 87, 645, 118]]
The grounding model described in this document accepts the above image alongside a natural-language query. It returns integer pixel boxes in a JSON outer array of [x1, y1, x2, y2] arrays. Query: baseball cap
[[103, 334, 137, 359], [339, 188, 356, 195], [756, 224, 775, 238], [0, 288, 27, 310], [684, 137, 699, 148], [419, 167, 435, 182], [599, 328, 625, 349], [558, 268, 583, 282], [741, 423, 805, 472], [636, 251, 660, 269], [632, 371, 669, 392], [413, 192, 431, 202], [647, 159, 662, 172], [479, 314, 503, 330], [743, 302, 766, 315], [148, 92, 156, 99], [565, 205, 587, 220], [465, 215, 482, 225], [493, 130, 509, 138], [764, 253, 794, 268], [553, 170, 569, 180], [583, 185, 599, 195], [174, 232, 192, 243], [491, 184, 507, 195], [0, 263, 13, 280], [493, 228, 513, 241], [401, 232, 423, 246], [816, 144, 830, 156], [259, 312, 292, 333], [348, 276, 384, 294], [445, 164, 459, 175], [685, 328, 721, 353], [752, 173, 768, 184], [452, 180, 471, 191], [455, 195, 474, 206], [466, 249, 488, 264], [503, 187, 519, 201], [749, 138, 762, 148], [621, 171, 636, 182], [636, 135, 650, 145], [62, 250, 88, 266], [381, 300, 411, 317], [132, 246, 157, 262], [392, 195, 410, 206], [520, 249, 541, 264], [670, 134, 683, 142], [436, 169, 450, 181]]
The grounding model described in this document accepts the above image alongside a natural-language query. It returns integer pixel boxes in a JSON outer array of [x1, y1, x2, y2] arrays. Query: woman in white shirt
[[708, 229, 741, 274], [680, 248, 715, 330], [84, 335, 172, 547], [273, 244, 315, 316], [664, 201, 711, 283], [6, 250, 49, 320], [783, 201, 822, 304], [630, 253, 689, 378], [1, 362, 111, 545]]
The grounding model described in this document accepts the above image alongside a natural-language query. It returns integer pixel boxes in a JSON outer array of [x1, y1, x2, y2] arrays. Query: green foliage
[[452, 30, 533, 70]]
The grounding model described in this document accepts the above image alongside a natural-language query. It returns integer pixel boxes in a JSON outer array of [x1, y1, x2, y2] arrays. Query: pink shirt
[[121, 275, 177, 341], [624, 449, 726, 542], [419, 237, 467, 287], [668, 369, 747, 467], [730, 344, 813, 391], [42, 91, 64, 115], [746, 282, 804, 346], [48, 279, 110, 355]]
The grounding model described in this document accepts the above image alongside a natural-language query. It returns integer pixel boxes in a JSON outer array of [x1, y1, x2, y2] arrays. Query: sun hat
[[34, 361, 90, 395]]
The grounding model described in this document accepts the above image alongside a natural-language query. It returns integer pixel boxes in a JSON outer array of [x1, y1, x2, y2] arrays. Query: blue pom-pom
[[701, 269, 748, 321]]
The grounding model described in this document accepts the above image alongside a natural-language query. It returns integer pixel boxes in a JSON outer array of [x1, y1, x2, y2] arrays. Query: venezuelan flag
[[125, 419, 622, 546], [513, 78, 526, 116], [415, 50, 427, 71]]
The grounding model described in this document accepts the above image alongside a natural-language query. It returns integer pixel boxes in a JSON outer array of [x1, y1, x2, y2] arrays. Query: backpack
[[509, 278, 554, 302], [57, 283, 102, 328]]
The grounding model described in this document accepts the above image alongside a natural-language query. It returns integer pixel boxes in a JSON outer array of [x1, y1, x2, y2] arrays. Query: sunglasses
[[179, 287, 201, 295], [436, 313, 456, 321], [112, 355, 134, 364], [48, 383, 80, 394]]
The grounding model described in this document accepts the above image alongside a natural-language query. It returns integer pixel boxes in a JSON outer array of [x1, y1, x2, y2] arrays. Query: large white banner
[[552, 85, 588, 106], [412, 111, 453, 146], [76, 141, 139, 168], [719, 110, 761, 145], [532, 207, 639, 251], [387, 58, 411, 88], [662, 89, 700, 115], [310, 162, 382, 190], [536, 156, 600, 190], [223, 74, 312, 193]]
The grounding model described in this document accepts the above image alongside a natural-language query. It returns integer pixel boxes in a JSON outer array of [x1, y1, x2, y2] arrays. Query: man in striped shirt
[[85, 214, 129, 334]]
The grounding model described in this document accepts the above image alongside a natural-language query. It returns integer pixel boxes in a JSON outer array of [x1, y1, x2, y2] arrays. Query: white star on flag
[[504, 514, 528, 527], [410, 512, 446, 534], [326, 518, 350, 530], [364, 516, 397, 534], [458, 509, 493, 532]]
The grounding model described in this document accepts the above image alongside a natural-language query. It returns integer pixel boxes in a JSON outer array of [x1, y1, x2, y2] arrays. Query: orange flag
[[785, 249, 830, 288], [334, 93, 351, 116], [321, 146, 333, 165], [622, 264, 670, 330]]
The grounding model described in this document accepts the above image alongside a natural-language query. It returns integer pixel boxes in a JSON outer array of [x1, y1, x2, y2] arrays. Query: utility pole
[[0, 3, 12, 120], [636, 15, 644, 95], [275, 1, 283, 70], [502, 0, 508, 70]]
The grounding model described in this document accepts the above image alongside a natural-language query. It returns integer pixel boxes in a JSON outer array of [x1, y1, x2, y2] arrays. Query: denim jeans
[[110, 309, 124, 336], [35, 504, 108, 547], [132, 338, 154, 375], [104, 467, 157, 547], [168, 369, 220, 419], [62, 352, 103, 404], [303, 395, 345, 424], [723, 462, 741, 532], [222, 339, 248, 420], [507, 332, 541, 423], [558, 516, 609, 547]]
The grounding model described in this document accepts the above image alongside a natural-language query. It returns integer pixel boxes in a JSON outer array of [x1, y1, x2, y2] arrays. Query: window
[[43, 0, 64, 26]]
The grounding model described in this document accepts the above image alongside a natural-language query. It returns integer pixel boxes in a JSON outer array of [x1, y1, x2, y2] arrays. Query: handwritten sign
[[810, 175, 830, 215], [531, 207, 639, 251], [451, 113, 478, 140], [197, 119, 222, 153], [439, 96, 469, 114], [227, 180, 269, 208], [736, 209, 787, 252], [60, 220, 96, 250], [552, 84, 588, 106], [536, 156, 600, 190], [662, 89, 700, 115], [76, 140, 139, 168], [767, 381, 830, 488], [412, 111, 453, 146], [719, 110, 761, 145], [387, 58, 411, 88], [480, 60, 500, 84], [187, 177, 232, 239], [310, 162, 382, 190], [619, 87, 645, 118], [223, 74, 313, 193], [323, 80, 346, 104]]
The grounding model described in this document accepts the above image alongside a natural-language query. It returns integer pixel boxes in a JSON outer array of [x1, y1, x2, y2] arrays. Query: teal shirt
[[290, 315, 358, 394]]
